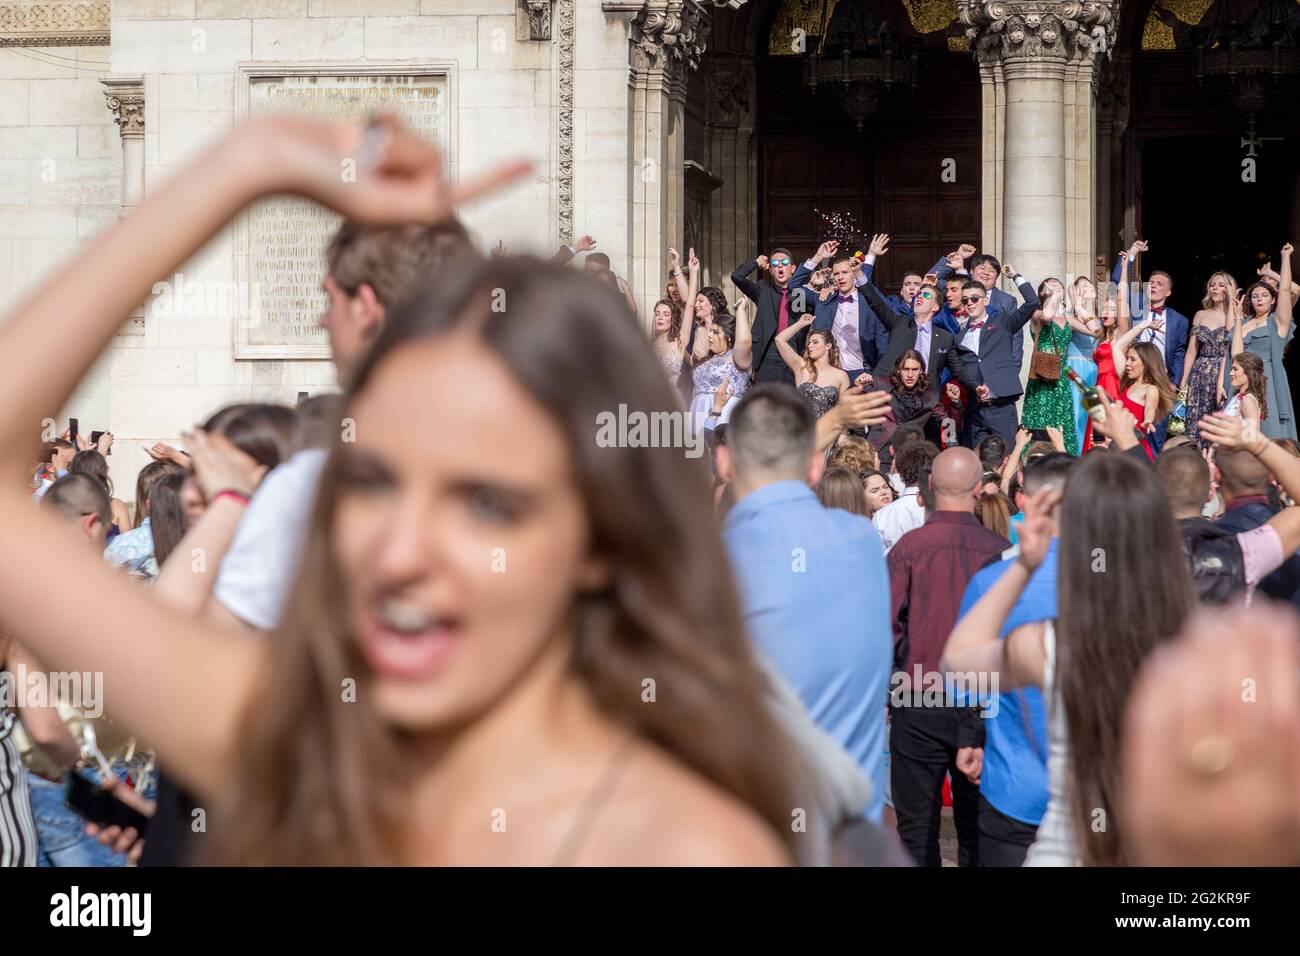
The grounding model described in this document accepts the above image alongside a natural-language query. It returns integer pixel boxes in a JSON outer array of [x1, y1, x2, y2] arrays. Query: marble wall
[[1, 1, 640, 501]]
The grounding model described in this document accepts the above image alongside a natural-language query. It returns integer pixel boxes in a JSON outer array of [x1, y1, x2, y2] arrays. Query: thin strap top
[[550, 731, 641, 867]]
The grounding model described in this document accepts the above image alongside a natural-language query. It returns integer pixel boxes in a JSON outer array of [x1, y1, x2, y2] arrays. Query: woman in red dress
[[1083, 251, 1148, 453]]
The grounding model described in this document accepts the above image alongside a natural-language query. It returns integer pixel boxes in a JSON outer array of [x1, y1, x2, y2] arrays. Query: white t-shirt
[[213, 448, 328, 631], [872, 487, 925, 554]]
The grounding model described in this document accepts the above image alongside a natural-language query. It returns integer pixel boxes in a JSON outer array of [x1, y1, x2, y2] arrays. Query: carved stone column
[[102, 76, 146, 336], [960, 1, 1116, 289], [628, 1, 709, 321], [703, 53, 756, 300]]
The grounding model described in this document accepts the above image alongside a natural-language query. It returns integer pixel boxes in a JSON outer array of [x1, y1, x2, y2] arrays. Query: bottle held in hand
[[1066, 368, 1106, 425]]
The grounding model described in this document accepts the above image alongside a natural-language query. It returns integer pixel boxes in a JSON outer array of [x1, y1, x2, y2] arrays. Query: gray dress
[[1242, 313, 1296, 441]]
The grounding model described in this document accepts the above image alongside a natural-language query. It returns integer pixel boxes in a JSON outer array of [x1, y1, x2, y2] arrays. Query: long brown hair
[[975, 491, 1011, 539], [214, 258, 799, 864], [1231, 351, 1269, 421], [890, 348, 929, 394], [1120, 341, 1177, 419], [1056, 452, 1193, 865], [131, 459, 183, 528], [802, 329, 842, 383]]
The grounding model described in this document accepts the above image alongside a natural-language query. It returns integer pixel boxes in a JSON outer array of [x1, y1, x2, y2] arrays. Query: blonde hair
[[1201, 271, 1240, 316]]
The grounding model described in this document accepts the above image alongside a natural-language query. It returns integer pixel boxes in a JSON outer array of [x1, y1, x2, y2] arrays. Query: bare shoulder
[[577, 741, 790, 867]]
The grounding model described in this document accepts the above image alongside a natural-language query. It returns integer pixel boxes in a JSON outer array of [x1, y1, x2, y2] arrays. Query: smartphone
[[1028, 428, 1051, 444], [68, 417, 79, 445], [90, 430, 110, 455], [64, 770, 151, 834], [297, 391, 309, 406]]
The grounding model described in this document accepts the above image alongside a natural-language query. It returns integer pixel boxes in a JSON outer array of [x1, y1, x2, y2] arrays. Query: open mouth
[[361, 596, 462, 680]]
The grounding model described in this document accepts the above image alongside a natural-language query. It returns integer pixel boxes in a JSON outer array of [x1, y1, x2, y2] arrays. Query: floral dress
[[1021, 320, 1078, 456], [1185, 324, 1232, 444]]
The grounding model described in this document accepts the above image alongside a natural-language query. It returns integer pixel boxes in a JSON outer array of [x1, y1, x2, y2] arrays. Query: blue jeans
[[26, 765, 155, 867]]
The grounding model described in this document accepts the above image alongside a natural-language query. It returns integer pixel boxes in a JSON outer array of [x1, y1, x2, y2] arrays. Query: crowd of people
[[1, 113, 1299, 870]]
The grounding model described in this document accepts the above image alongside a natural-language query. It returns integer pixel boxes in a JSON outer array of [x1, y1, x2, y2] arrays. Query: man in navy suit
[[1111, 240, 1189, 454], [932, 245, 1025, 369], [955, 267, 1040, 448], [792, 246, 889, 388]]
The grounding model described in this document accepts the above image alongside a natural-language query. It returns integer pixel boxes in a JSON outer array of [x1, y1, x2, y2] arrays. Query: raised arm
[[1201, 414, 1300, 555], [148, 430, 262, 619], [857, 274, 904, 330], [729, 253, 762, 302], [669, 247, 691, 305], [1000, 264, 1042, 333], [732, 296, 754, 371], [0, 116, 532, 799], [1279, 243, 1294, 341], [941, 485, 1059, 688], [775, 313, 813, 375], [1117, 249, 1133, 336], [855, 233, 889, 289], [677, 249, 701, 355], [1113, 317, 1160, 370]]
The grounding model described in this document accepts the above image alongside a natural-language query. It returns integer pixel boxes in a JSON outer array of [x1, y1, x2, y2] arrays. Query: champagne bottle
[[1066, 368, 1106, 424]]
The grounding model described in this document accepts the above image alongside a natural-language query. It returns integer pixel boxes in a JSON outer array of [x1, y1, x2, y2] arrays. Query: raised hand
[[668, 247, 681, 269], [96, 431, 114, 456], [1016, 485, 1062, 573], [1127, 239, 1149, 259], [490, 240, 507, 257], [946, 251, 966, 271], [185, 428, 264, 502], [957, 243, 977, 260], [1002, 263, 1017, 279], [253, 112, 533, 228], [687, 247, 700, 276], [814, 239, 839, 262], [1044, 425, 1065, 453], [575, 235, 597, 253], [1199, 412, 1265, 453], [755, 254, 770, 271], [1284, 242, 1295, 259], [835, 387, 892, 430], [868, 233, 889, 257]]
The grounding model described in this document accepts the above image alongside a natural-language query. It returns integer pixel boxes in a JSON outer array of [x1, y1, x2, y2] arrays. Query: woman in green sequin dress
[[1021, 310, 1079, 455]]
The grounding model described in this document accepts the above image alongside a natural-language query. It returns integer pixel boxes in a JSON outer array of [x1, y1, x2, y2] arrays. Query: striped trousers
[[0, 729, 37, 866]]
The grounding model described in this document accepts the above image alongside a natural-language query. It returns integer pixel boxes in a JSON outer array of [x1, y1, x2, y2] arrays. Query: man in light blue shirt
[[954, 452, 1074, 865], [718, 385, 893, 823]]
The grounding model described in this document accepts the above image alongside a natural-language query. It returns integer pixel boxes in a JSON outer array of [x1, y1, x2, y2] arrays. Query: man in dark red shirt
[[887, 447, 1009, 867]]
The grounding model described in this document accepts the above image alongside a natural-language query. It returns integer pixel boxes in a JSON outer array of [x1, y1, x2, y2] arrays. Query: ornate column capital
[[520, 0, 552, 41], [957, 1, 1116, 68], [630, 1, 711, 78], [101, 77, 144, 138]]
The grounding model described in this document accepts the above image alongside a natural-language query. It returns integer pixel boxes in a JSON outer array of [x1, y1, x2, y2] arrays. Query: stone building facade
[[1, 0, 1296, 497]]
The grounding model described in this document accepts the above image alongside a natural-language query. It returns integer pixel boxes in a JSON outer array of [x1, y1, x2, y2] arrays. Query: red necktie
[[777, 289, 790, 333]]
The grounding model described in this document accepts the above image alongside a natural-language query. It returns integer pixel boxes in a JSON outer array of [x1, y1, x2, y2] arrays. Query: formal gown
[[1242, 313, 1296, 440], [1022, 321, 1079, 456], [689, 350, 749, 434], [1185, 324, 1232, 445], [1120, 388, 1155, 461], [1081, 340, 1122, 453], [1066, 330, 1099, 452], [796, 381, 840, 419]]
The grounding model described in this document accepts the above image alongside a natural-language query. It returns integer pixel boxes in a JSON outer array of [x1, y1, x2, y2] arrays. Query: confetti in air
[[813, 208, 868, 251]]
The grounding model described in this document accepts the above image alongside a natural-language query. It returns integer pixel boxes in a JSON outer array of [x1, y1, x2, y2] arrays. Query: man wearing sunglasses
[[955, 269, 1041, 448], [731, 245, 817, 385], [859, 278, 982, 401], [930, 245, 1026, 370]]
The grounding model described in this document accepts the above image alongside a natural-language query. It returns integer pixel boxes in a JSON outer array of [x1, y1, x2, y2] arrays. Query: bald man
[[886, 447, 1010, 867]]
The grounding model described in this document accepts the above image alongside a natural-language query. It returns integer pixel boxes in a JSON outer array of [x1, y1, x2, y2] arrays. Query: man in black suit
[[954, 266, 1040, 448], [859, 276, 981, 395], [732, 246, 816, 384]]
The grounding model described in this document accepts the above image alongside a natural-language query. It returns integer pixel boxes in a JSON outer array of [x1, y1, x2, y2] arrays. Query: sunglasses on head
[[961, 294, 984, 304], [770, 257, 792, 266]]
